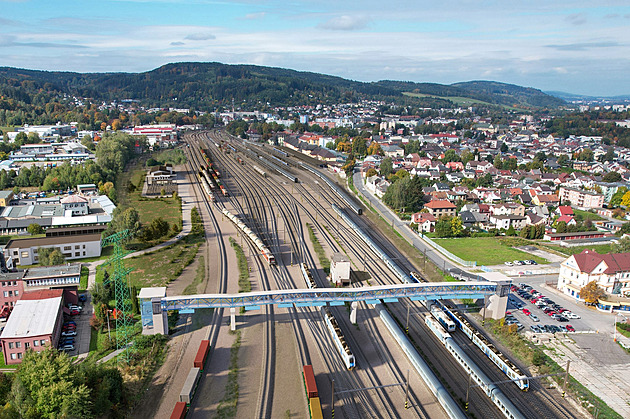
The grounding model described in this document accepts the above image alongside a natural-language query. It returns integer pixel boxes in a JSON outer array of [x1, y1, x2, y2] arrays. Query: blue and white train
[[430, 307, 456, 332], [424, 315, 526, 419], [322, 307, 356, 370], [441, 304, 530, 391]]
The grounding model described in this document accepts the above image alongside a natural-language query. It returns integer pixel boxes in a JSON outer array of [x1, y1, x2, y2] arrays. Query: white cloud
[[318, 15, 369, 31], [185, 33, 216, 40]]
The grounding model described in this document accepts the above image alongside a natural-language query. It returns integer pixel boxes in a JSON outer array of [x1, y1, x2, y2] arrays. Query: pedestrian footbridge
[[140, 281, 508, 334]]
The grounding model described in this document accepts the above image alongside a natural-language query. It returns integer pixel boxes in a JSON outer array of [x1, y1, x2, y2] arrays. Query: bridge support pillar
[[350, 301, 358, 324], [230, 307, 236, 331]]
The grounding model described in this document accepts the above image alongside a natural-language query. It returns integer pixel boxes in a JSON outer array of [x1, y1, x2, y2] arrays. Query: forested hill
[[0, 62, 564, 110], [377, 80, 566, 108]]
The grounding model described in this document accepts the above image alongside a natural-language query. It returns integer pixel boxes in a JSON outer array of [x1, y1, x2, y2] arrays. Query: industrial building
[[0, 291, 64, 365]]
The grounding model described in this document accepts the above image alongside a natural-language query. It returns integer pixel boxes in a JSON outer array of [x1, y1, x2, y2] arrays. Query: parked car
[[78, 294, 87, 302], [68, 305, 82, 311], [566, 325, 575, 332], [64, 321, 76, 326], [61, 331, 77, 337], [69, 309, 80, 316], [504, 261, 513, 266], [523, 308, 531, 316], [530, 314, 540, 322], [60, 344, 75, 352], [567, 312, 581, 319], [529, 260, 538, 265], [558, 325, 568, 333]]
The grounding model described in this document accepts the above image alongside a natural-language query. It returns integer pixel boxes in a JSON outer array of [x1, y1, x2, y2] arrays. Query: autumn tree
[[580, 280, 605, 305], [365, 168, 377, 177]]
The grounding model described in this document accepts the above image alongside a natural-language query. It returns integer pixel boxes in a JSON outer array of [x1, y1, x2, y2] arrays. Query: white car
[[566, 312, 581, 319], [504, 261, 513, 266], [68, 305, 82, 311], [61, 331, 77, 337], [530, 314, 540, 322]]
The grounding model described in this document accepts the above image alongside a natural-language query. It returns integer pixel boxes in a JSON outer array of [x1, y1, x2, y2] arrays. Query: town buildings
[[558, 250, 630, 300]]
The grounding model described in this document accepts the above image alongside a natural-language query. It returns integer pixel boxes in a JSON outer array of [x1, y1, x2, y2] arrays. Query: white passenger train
[[322, 307, 356, 370], [441, 304, 530, 391], [425, 315, 526, 419]]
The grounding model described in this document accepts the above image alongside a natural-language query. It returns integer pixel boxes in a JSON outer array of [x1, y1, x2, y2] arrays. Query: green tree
[[612, 236, 630, 253], [351, 137, 367, 156], [506, 225, 516, 236], [610, 187, 628, 208], [555, 221, 567, 234], [602, 171, 622, 183], [380, 157, 393, 177], [578, 148, 594, 162], [365, 168, 377, 177], [36, 248, 65, 266], [435, 217, 452, 238], [11, 347, 92, 418], [27, 223, 44, 235], [557, 154, 569, 167]]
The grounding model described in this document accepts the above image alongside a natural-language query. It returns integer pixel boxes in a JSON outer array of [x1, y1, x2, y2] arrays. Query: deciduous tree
[[580, 280, 605, 305]]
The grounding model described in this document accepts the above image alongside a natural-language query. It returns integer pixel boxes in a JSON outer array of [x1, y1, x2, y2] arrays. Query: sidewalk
[[85, 166, 194, 290]]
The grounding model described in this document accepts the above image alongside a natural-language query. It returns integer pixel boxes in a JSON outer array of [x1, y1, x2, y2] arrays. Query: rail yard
[[162, 129, 580, 418]]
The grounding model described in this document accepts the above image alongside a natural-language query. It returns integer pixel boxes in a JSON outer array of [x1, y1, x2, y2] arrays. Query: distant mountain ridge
[[0, 62, 565, 109], [545, 90, 630, 103]]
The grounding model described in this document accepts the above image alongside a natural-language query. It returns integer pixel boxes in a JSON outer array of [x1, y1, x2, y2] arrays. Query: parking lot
[[506, 282, 585, 335]]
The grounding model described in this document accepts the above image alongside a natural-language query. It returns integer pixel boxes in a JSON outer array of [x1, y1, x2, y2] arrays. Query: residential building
[[0, 293, 64, 365], [424, 200, 457, 218], [558, 250, 630, 300], [558, 186, 604, 209], [411, 212, 436, 232], [489, 214, 527, 230], [0, 191, 14, 207]]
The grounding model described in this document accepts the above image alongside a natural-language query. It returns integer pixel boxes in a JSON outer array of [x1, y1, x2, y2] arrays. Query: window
[[17, 353, 22, 359], [83, 245, 86, 249], [8, 342, 13, 349], [3, 292, 7, 298], [75, 245, 80, 249], [83, 252, 86, 256], [8, 291, 12, 297], [64, 246, 71, 251], [20, 251, 29, 258], [33, 340, 39, 347], [75, 252, 80, 257], [40, 340, 45, 346], [14, 291, 18, 297], [1, 282, 4, 287], [10, 353, 16, 360], [24, 342, 29, 349]]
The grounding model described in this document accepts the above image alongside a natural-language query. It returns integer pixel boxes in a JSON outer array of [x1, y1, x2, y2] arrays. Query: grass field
[[542, 243, 613, 256], [435, 237, 547, 265], [402, 91, 520, 111], [125, 238, 201, 287], [573, 208, 605, 222]]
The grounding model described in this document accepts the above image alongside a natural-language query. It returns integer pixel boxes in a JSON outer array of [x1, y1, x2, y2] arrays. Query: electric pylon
[[101, 229, 134, 363]]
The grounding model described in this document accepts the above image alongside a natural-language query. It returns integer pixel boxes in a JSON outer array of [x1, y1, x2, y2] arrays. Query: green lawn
[[80, 266, 89, 290], [573, 209, 605, 222], [542, 243, 613, 256], [435, 237, 547, 265]]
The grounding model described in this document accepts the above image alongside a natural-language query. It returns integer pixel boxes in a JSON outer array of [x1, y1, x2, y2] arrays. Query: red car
[[566, 325, 575, 332], [547, 311, 556, 316], [69, 309, 80, 316], [522, 308, 531, 316]]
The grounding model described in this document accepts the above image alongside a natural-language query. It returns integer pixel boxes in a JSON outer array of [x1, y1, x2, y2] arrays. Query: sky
[[1, 0, 629, 97]]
